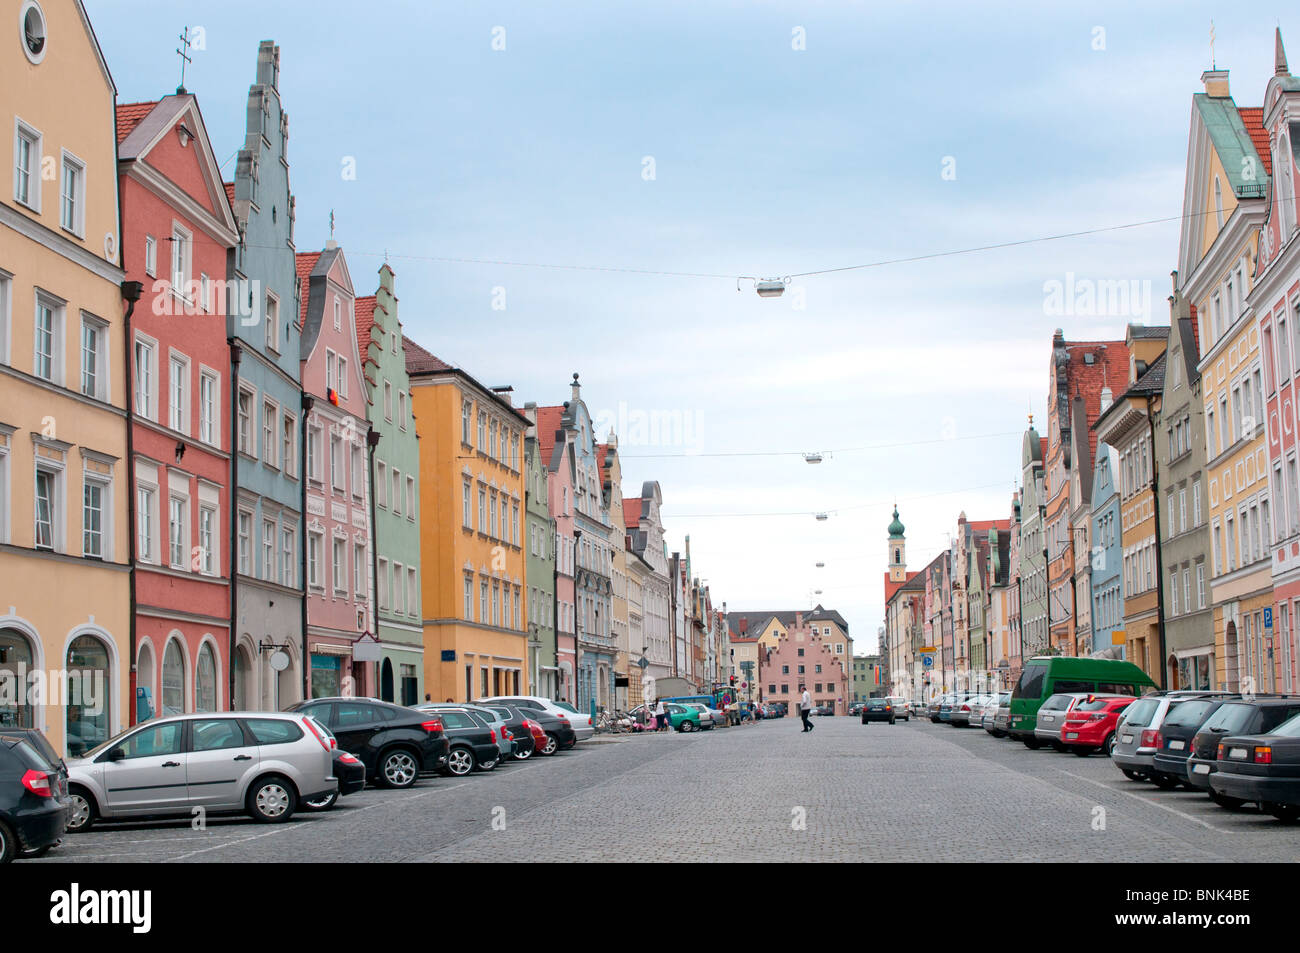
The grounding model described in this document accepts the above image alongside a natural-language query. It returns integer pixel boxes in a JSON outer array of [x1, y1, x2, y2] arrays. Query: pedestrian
[[799, 685, 813, 732], [654, 697, 667, 732], [424, 693, 431, 702]]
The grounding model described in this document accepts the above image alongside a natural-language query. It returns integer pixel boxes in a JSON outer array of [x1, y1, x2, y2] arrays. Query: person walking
[[799, 685, 814, 732], [654, 698, 668, 732]]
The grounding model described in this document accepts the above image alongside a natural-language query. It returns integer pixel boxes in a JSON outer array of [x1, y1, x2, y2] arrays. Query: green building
[[852, 655, 884, 701], [523, 404, 557, 698], [357, 264, 424, 704]]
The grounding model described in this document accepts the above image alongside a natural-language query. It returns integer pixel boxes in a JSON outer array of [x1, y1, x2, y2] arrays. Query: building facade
[[1019, 422, 1049, 660], [522, 404, 557, 699], [624, 481, 670, 705]]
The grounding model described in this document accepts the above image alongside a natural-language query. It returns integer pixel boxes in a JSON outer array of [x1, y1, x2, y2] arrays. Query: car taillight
[[1085, 713, 1106, 721], [1217, 743, 1226, 760], [1255, 746, 1273, 764], [489, 729, 497, 743], [21, 769, 54, 797], [421, 719, 444, 734], [339, 753, 361, 765], [1141, 729, 1159, 748], [303, 718, 332, 752]]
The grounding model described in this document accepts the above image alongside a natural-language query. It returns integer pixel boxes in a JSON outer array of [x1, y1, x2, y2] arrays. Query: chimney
[[739, 617, 748, 635], [1099, 386, 1113, 412], [490, 385, 513, 407], [1201, 69, 1230, 97], [795, 611, 803, 629], [570, 372, 581, 403]]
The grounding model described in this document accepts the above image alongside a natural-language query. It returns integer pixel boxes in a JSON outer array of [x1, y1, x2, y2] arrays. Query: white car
[[477, 696, 594, 741], [685, 702, 725, 728]]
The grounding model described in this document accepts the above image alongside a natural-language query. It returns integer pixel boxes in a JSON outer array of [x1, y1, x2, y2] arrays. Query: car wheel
[[1150, 773, 1180, 790], [21, 844, 53, 858], [860, 717, 868, 725], [379, 748, 419, 789], [1072, 746, 1096, 757], [246, 775, 297, 824], [302, 790, 339, 812], [0, 820, 14, 864], [1023, 738, 1041, 750], [540, 734, 559, 756], [1050, 740, 1067, 753], [477, 754, 500, 771], [445, 746, 475, 776], [681, 720, 696, 732], [1265, 802, 1300, 822], [67, 786, 97, 833], [1209, 791, 1246, 810], [1121, 769, 1144, 782], [512, 745, 533, 761], [1104, 734, 1117, 757]]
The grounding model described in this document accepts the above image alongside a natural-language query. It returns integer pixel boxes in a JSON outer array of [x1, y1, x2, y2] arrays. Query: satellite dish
[[269, 650, 290, 672]]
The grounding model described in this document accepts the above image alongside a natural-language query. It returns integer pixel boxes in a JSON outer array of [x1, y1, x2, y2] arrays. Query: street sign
[[1111, 630, 1125, 646], [919, 646, 938, 654], [922, 655, 934, 669], [636, 656, 649, 670], [1264, 607, 1274, 630], [741, 682, 748, 688]]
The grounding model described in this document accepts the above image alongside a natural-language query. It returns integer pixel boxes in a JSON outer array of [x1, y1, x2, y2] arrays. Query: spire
[[1278, 27, 1290, 77], [888, 506, 905, 539]]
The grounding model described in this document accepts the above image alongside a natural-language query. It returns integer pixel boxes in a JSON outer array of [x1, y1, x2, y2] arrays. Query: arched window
[[66, 634, 110, 758], [137, 641, 156, 721], [0, 628, 36, 729], [196, 642, 217, 712], [162, 639, 185, 715]]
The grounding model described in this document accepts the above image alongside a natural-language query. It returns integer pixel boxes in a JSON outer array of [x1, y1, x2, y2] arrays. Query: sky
[[87, 1, 1297, 652]]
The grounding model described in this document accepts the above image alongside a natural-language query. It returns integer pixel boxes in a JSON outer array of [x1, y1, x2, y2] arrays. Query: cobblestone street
[[35, 717, 1300, 863]]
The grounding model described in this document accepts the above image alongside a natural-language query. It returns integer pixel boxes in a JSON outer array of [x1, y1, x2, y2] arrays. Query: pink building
[[297, 245, 373, 698], [1257, 32, 1300, 692], [536, 405, 577, 704], [759, 613, 849, 715], [118, 95, 239, 718]]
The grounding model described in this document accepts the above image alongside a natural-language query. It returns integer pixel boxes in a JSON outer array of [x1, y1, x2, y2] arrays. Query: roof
[[1237, 108, 1273, 177], [1058, 340, 1130, 464], [596, 443, 609, 473], [354, 295, 377, 363], [1193, 95, 1271, 194], [535, 405, 566, 464], [295, 252, 321, 326], [965, 518, 1010, 534], [1127, 325, 1168, 340], [623, 498, 642, 528], [726, 604, 850, 635], [115, 101, 157, 144], [402, 336, 453, 375], [224, 181, 235, 205]]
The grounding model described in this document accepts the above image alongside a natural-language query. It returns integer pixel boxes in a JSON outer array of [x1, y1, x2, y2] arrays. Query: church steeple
[[888, 506, 907, 583]]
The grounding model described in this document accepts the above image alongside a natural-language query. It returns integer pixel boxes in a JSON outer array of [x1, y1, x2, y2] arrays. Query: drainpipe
[[367, 425, 381, 698], [300, 393, 314, 699], [121, 279, 143, 726], [1146, 396, 1168, 689], [227, 341, 242, 708], [552, 527, 560, 700]]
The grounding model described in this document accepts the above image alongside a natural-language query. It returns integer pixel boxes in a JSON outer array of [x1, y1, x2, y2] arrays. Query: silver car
[[479, 696, 594, 741], [418, 703, 512, 762], [1033, 693, 1090, 749], [1110, 690, 1230, 780], [65, 712, 337, 832], [685, 703, 725, 728], [984, 691, 1012, 736], [951, 694, 992, 727]]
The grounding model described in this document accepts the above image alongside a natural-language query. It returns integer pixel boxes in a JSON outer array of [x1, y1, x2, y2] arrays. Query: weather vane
[[176, 26, 193, 94], [1210, 20, 1216, 69]]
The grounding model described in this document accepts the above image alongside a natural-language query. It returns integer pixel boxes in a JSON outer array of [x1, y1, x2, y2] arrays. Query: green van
[[1007, 656, 1156, 742]]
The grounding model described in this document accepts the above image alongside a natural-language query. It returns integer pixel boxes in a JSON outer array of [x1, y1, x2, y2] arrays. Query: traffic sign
[[1264, 607, 1274, 630], [922, 655, 934, 669]]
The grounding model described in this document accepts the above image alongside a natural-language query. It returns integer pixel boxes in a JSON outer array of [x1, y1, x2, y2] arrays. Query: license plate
[[1169, 740, 1185, 750], [1066, 732, 1079, 739], [1229, 747, 1248, 759], [1122, 734, 1133, 744], [1193, 763, 1211, 774], [1043, 716, 1055, 722]]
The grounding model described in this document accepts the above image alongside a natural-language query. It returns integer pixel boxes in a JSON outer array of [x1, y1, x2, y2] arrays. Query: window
[[337, 357, 347, 398], [33, 465, 57, 551], [478, 412, 486, 450], [333, 296, 342, 331], [376, 460, 387, 507], [1192, 479, 1202, 526], [199, 505, 215, 575], [82, 477, 104, 558], [13, 120, 40, 210], [406, 475, 415, 519], [171, 225, 191, 302], [237, 511, 250, 574], [326, 350, 335, 393], [354, 542, 366, 601], [169, 356, 188, 433], [308, 422, 322, 482], [281, 413, 295, 477], [333, 537, 347, 595], [384, 381, 393, 420], [59, 151, 84, 236], [479, 487, 486, 531], [169, 497, 188, 569], [398, 392, 406, 430], [261, 519, 274, 581], [264, 292, 279, 352], [308, 531, 322, 589], [489, 493, 497, 538], [144, 236, 157, 277], [281, 526, 294, 587], [351, 443, 363, 501], [480, 580, 488, 622], [392, 563, 404, 613], [408, 568, 418, 616], [330, 434, 344, 491], [464, 575, 474, 621], [377, 558, 388, 609], [199, 371, 218, 445], [462, 401, 472, 444], [463, 481, 472, 527], [262, 400, 277, 468], [237, 388, 253, 454], [34, 293, 61, 384], [392, 468, 401, 517]]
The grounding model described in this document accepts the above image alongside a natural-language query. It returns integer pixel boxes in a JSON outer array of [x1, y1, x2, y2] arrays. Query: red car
[[1060, 695, 1135, 757]]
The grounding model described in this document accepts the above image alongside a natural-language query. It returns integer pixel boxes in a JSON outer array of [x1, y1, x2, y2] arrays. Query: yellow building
[[1, 1, 129, 755], [1094, 326, 1167, 681], [405, 339, 528, 701], [1177, 68, 1275, 691]]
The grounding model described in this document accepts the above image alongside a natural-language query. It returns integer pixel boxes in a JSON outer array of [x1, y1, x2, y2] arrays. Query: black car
[[301, 722, 368, 811], [1149, 696, 1240, 789], [288, 697, 450, 789], [0, 732, 70, 862], [518, 707, 577, 754], [861, 698, 896, 725], [421, 708, 502, 776], [1185, 696, 1300, 806], [1209, 712, 1300, 820], [479, 704, 538, 760]]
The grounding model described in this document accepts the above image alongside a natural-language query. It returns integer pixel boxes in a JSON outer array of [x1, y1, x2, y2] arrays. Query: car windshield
[[1199, 703, 1254, 734], [1041, 694, 1073, 711], [1119, 697, 1159, 727], [554, 702, 578, 713], [1270, 713, 1300, 738], [1077, 697, 1120, 712], [1162, 700, 1219, 728]]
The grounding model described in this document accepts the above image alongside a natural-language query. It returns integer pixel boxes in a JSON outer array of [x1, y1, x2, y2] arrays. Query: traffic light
[[729, 675, 735, 686]]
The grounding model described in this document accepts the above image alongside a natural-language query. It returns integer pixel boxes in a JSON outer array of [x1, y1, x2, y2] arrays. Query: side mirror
[[108, 747, 126, 762]]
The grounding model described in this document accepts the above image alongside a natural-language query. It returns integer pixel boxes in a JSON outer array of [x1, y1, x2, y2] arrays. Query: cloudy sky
[[90, 1, 1296, 651]]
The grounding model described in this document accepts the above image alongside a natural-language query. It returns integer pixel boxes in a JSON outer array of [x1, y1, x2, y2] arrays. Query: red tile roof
[[623, 499, 642, 528], [354, 295, 377, 370], [535, 405, 565, 463], [883, 570, 920, 604], [1238, 108, 1273, 176], [1062, 340, 1131, 462], [596, 443, 609, 473], [1039, 437, 1048, 462], [223, 181, 235, 205], [402, 336, 453, 376], [966, 518, 1010, 533], [1188, 304, 1200, 356], [115, 101, 158, 144]]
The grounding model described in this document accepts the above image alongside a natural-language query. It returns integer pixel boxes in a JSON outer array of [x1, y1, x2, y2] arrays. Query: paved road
[[35, 716, 1300, 862]]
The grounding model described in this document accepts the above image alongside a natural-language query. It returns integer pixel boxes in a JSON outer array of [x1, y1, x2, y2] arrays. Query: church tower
[[888, 506, 907, 583]]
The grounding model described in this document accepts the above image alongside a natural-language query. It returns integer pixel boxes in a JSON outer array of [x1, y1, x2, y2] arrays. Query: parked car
[[983, 692, 1011, 736], [420, 707, 504, 776], [685, 702, 726, 728], [1059, 694, 1135, 756], [928, 695, 946, 722], [1208, 711, 1300, 820], [1008, 655, 1155, 742], [66, 713, 337, 832], [848, 703, 864, 717], [938, 693, 972, 723], [479, 696, 594, 741], [0, 731, 70, 861], [478, 703, 541, 760], [300, 722, 366, 812], [290, 698, 449, 789], [512, 706, 576, 754], [1148, 696, 1240, 789], [418, 703, 512, 764], [861, 698, 897, 725], [664, 702, 707, 732], [1110, 690, 1229, 781], [1030, 692, 1091, 750], [1185, 697, 1300, 806], [951, 694, 992, 728], [992, 696, 1012, 736], [885, 697, 911, 722]]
